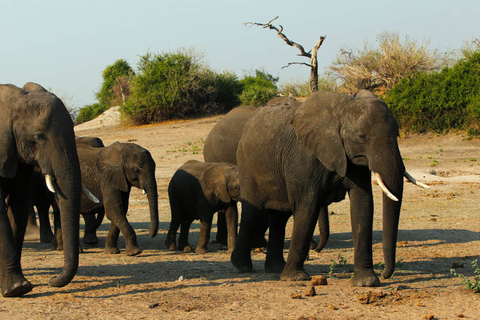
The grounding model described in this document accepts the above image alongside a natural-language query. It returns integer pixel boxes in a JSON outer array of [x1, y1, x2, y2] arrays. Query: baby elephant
[[166, 160, 240, 254]]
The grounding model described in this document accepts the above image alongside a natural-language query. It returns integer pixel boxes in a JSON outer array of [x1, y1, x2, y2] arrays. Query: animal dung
[[310, 275, 328, 286], [304, 285, 316, 297]]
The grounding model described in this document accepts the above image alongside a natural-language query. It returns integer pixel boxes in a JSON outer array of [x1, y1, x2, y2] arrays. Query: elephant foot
[[231, 248, 253, 273], [104, 246, 121, 254], [83, 233, 99, 245], [2, 276, 33, 297], [178, 244, 192, 252], [215, 233, 228, 246], [280, 267, 310, 281], [195, 246, 208, 254], [265, 257, 286, 274], [351, 270, 380, 287], [165, 237, 177, 251], [40, 232, 55, 244], [125, 247, 142, 256]]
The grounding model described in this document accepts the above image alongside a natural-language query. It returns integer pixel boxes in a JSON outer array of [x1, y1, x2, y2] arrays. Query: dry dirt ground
[[2, 107, 480, 319]]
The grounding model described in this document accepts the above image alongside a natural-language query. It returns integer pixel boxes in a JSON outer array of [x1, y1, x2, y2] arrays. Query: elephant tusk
[[373, 172, 399, 202], [82, 184, 100, 204], [404, 171, 430, 189], [142, 189, 146, 195], [45, 174, 56, 194]]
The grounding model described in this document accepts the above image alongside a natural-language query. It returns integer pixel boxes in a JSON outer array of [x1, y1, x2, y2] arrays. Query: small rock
[[328, 304, 337, 310], [423, 314, 434, 320], [457, 314, 465, 318], [311, 275, 328, 286], [291, 292, 302, 299], [304, 285, 316, 297]]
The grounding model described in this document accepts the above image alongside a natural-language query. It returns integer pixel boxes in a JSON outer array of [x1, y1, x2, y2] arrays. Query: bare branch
[[244, 16, 312, 58], [282, 62, 312, 69]]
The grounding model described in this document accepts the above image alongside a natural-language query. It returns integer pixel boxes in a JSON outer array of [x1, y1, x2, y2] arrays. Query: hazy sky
[[1, 0, 478, 109]]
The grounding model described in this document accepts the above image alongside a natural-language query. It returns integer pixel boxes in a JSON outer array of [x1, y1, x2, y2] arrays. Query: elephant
[[59, 141, 159, 256], [204, 100, 331, 251], [26, 135, 106, 244], [0, 82, 82, 297], [231, 90, 426, 287], [204, 105, 256, 245], [165, 160, 240, 253]]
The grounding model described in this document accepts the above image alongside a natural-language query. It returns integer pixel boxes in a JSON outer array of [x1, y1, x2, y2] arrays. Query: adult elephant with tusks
[[0, 83, 82, 297], [231, 90, 428, 286]]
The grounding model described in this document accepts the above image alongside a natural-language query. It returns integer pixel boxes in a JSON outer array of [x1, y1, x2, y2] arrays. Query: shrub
[[238, 70, 278, 107], [122, 49, 239, 125], [76, 103, 108, 124], [384, 51, 480, 133], [280, 75, 338, 97], [97, 59, 135, 108], [329, 31, 450, 94]]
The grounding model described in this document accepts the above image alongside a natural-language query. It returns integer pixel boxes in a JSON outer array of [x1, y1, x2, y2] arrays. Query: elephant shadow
[[312, 228, 480, 251]]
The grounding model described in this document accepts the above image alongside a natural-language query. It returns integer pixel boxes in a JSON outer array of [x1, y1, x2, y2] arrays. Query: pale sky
[[1, 0, 478, 109]]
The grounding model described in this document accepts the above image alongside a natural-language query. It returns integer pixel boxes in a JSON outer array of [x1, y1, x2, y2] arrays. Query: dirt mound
[[75, 106, 121, 131]]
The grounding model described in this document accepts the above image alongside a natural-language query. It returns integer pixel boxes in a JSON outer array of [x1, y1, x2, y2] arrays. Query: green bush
[[97, 59, 134, 108], [384, 51, 480, 133], [122, 49, 231, 125], [238, 70, 278, 107], [76, 103, 108, 124]]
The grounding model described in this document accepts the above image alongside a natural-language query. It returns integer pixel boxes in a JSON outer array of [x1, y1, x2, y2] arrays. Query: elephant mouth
[[351, 155, 368, 166]]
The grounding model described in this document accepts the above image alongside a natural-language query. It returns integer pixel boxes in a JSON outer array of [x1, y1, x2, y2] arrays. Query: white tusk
[[82, 184, 100, 203], [142, 189, 146, 195], [45, 174, 56, 194], [373, 172, 399, 202], [404, 171, 430, 189]]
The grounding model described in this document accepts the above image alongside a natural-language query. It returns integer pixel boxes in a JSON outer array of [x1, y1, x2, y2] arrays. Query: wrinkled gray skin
[[166, 160, 240, 253], [57, 142, 159, 256], [27, 136, 106, 245], [204, 100, 331, 251], [231, 90, 405, 287], [0, 83, 81, 297], [204, 105, 256, 246]]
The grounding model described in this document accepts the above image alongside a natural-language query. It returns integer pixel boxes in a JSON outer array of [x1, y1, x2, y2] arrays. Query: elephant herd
[[0, 82, 429, 298]]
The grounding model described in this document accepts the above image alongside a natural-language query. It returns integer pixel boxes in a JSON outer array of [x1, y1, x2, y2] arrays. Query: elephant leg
[[37, 205, 54, 243], [215, 210, 227, 245], [177, 219, 193, 252], [82, 213, 99, 245], [314, 206, 330, 252], [165, 217, 180, 251], [0, 194, 32, 297], [231, 200, 264, 273], [224, 203, 238, 253], [265, 210, 290, 273], [251, 213, 268, 248], [25, 207, 39, 236], [104, 192, 141, 256], [280, 203, 319, 281], [349, 187, 379, 287], [104, 222, 121, 254], [196, 214, 213, 254]]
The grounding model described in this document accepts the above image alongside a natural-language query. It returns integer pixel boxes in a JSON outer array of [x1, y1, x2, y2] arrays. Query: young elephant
[[165, 160, 240, 254]]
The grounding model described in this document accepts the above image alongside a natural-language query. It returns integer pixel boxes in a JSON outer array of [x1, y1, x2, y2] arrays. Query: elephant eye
[[357, 133, 367, 143], [34, 133, 46, 143]]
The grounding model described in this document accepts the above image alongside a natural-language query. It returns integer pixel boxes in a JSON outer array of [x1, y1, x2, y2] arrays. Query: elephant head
[[203, 163, 240, 204], [292, 90, 408, 279], [96, 142, 159, 237], [0, 83, 81, 287]]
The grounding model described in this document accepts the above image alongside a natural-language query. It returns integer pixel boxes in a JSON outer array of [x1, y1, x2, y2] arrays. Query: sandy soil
[[2, 107, 480, 319]]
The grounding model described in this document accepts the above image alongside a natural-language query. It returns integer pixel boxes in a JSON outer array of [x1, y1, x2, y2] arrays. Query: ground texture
[[2, 108, 479, 319]]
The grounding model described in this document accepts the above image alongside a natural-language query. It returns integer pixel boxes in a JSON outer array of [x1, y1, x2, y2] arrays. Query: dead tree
[[244, 16, 326, 93]]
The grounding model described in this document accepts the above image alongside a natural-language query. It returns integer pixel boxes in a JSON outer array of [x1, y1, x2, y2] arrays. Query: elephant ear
[[96, 143, 129, 192], [292, 91, 350, 177], [204, 164, 231, 204], [0, 84, 26, 178], [22, 82, 48, 92]]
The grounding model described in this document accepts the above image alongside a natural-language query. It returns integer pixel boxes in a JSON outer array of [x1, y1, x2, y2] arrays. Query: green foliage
[[122, 49, 231, 125], [450, 259, 480, 293], [76, 103, 108, 124], [96, 59, 135, 108], [238, 70, 279, 107], [384, 51, 480, 133], [328, 254, 350, 276]]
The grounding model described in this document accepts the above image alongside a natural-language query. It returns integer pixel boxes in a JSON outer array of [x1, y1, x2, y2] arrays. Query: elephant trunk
[[48, 148, 81, 287], [375, 145, 404, 279], [145, 177, 159, 238]]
